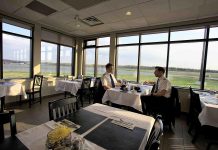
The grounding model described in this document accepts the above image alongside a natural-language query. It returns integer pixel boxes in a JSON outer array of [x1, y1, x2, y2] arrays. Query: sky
[[2, 23, 218, 70]]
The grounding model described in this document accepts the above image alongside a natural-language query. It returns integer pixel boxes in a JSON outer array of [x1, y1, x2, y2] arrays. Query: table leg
[[0, 97, 5, 112]]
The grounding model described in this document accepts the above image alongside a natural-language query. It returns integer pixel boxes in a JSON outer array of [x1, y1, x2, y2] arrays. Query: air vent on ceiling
[[81, 16, 103, 26], [61, 0, 109, 10], [26, 0, 56, 16]]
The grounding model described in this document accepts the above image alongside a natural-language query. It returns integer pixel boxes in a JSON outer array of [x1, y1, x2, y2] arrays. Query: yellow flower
[[47, 126, 71, 144]]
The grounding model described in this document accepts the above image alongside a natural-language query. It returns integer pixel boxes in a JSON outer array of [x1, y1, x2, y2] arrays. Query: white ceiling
[[0, 0, 218, 37]]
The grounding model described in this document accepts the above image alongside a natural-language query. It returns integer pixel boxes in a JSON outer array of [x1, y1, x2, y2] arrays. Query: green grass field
[[3, 65, 218, 91], [116, 67, 218, 90]]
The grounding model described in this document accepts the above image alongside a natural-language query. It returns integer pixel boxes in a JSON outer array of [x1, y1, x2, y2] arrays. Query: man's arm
[[143, 81, 155, 85], [101, 75, 111, 90], [153, 90, 167, 97], [103, 85, 111, 90]]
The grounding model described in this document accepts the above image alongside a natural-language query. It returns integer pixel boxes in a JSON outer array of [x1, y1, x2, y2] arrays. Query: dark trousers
[[141, 95, 175, 126]]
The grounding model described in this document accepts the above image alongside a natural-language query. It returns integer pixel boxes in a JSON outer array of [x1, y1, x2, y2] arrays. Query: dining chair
[[145, 115, 163, 150], [48, 97, 77, 121], [25, 75, 43, 108], [188, 87, 202, 136], [76, 78, 92, 107], [188, 87, 218, 147], [141, 87, 179, 128], [0, 110, 17, 142], [93, 77, 105, 104]]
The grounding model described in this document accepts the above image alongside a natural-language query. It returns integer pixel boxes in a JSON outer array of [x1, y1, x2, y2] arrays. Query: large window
[[84, 37, 110, 77], [117, 35, 139, 45], [83, 25, 218, 90], [97, 47, 110, 76], [141, 32, 168, 43], [41, 42, 57, 76], [140, 44, 167, 82], [60, 46, 73, 76], [3, 23, 31, 36], [204, 41, 218, 90], [209, 26, 218, 38], [84, 48, 95, 76], [2, 23, 32, 78], [168, 42, 203, 88], [170, 28, 205, 41], [117, 46, 138, 81]]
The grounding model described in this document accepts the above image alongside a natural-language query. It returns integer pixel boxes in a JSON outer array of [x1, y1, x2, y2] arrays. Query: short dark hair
[[105, 63, 113, 69], [155, 66, 165, 74]]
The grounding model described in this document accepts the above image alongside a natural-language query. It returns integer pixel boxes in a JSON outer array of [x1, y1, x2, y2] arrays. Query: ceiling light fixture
[[74, 15, 80, 28], [126, 11, 132, 16]]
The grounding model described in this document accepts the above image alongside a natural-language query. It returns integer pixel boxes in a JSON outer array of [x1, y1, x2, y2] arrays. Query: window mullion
[[200, 26, 210, 90]]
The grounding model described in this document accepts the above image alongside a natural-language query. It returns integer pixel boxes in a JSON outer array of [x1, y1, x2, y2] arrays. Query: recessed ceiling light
[[126, 11, 132, 16], [76, 24, 81, 28]]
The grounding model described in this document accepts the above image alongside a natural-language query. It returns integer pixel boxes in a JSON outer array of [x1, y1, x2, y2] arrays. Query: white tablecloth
[[198, 92, 218, 128], [16, 103, 155, 150], [55, 80, 82, 96], [102, 85, 152, 112], [16, 120, 103, 150], [0, 82, 27, 98], [84, 103, 155, 150]]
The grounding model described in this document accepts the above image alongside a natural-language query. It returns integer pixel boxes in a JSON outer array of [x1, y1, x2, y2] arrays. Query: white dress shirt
[[101, 72, 117, 88], [155, 76, 171, 98]]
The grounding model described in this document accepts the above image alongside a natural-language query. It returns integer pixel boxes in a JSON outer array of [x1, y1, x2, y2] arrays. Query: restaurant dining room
[[1, 0, 218, 150]]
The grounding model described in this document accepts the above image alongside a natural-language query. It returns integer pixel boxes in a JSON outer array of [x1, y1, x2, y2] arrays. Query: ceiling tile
[[37, 0, 71, 11], [132, 0, 156, 4], [0, 0, 32, 14], [79, 0, 134, 17], [137, 0, 170, 17], [169, 0, 204, 11], [198, 1, 218, 18], [96, 5, 143, 24], [146, 7, 199, 26], [15, 7, 45, 21], [108, 21, 130, 30], [124, 17, 148, 28]]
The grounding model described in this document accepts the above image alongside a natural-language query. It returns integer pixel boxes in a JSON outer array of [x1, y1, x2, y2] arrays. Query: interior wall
[[33, 24, 41, 75], [109, 33, 116, 67], [76, 38, 83, 76]]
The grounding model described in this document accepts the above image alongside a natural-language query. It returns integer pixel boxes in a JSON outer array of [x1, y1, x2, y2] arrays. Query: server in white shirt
[[101, 63, 119, 90]]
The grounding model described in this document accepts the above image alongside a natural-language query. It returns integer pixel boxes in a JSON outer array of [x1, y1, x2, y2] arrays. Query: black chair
[[145, 115, 163, 150], [76, 78, 92, 107], [48, 98, 77, 121], [141, 87, 179, 128], [25, 75, 43, 108], [188, 87, 202, 137], [0, 110, 17, 142], [188, 87, 218, 148], [93, 77, 105, 104]]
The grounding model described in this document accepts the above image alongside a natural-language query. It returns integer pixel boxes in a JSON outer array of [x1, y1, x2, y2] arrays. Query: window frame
[[83, 36, 110, 77], [115, 25, 218, 90], [1, 21, 33, 79], [41, 40, 75, 77]]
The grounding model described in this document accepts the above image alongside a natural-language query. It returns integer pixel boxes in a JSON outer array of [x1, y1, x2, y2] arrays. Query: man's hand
[[143, 81, 155, 85]]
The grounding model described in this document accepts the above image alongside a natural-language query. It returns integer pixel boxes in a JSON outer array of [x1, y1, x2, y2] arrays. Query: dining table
[[102, 84, 153, 112], [0, 103, 155, 150], [0, 81, 27, 112], [55, 78, 95, 96], [197, 91, 218, 128]]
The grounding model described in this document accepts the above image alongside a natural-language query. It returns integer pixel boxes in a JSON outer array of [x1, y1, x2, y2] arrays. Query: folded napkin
[[111, 119, 135, 130]]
